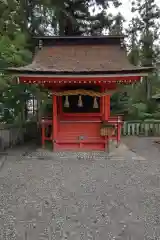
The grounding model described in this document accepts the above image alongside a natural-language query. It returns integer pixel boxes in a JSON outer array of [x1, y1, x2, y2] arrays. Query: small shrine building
[[7, 35, 153, 151]]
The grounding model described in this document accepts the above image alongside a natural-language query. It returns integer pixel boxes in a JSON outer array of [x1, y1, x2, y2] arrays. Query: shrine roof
[[6, 35, 154, 76]]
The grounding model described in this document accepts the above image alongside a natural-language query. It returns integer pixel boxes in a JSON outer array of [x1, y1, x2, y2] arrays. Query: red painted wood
[[60, 116, 102, 121], [109, 116, 123, 146], [41, 120, 53, 147], [39, 83, 124, 151], [56, 139, 106, 143], [38, 82, 117, 89], [53, 95, 58, 150], [55, 143, 80, 151], [58, 122, 101, 138], [104, 95, 110, 120], [56, 143, 105, 151], [109, 116, 123, 121], [45, 137, 52, 140], [39, 116, 123, 151], [107, 95, 110, 119], [57, 121, 105, 150], [104, 95, 110, 150], [41, 123, 45, 148], [117, 125, 121, 144], [101, 86, 105, 120], [20, 75, 141, 83]]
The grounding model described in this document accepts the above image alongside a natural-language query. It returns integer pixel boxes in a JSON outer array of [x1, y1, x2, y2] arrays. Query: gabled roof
[[6, 35, 154, 76]]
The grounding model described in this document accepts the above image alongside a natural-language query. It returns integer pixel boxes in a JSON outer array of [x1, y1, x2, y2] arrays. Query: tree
[[127, 17, 140, 66], [130, 0, 160, 100], [116, 0, 160, 120], [110, 12, 125, 35]]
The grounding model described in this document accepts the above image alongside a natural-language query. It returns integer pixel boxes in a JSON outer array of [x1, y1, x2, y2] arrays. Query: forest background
[[0, 0, 160, 123]]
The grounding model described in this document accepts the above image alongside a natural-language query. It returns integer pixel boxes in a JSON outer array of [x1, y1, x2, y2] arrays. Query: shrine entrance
[[57, 85, 105, 151], [61, 85, 100, 114]]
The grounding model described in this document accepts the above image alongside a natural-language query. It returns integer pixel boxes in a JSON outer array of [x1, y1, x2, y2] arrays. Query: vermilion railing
[[41, 118, 53, 148]]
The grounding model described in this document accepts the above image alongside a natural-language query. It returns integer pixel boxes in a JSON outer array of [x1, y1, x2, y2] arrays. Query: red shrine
[[7, 35, 153, 151]]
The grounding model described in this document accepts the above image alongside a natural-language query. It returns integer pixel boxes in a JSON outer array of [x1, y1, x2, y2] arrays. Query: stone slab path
[[0, 141, 160, 240]]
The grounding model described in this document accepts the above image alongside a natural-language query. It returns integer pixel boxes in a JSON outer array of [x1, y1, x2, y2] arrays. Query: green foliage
[[0, 0, 160, 122], [118, 0, 160, 120], [0, 0, 124, 124], [0, 33, 32, 68], [0, 31, 34, 123], [111, 92, 130, 116]]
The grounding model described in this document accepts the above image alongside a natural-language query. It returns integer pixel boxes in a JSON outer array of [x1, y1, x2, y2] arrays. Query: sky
[[109, 0, 160, 27], [109, 0, 133, 24]]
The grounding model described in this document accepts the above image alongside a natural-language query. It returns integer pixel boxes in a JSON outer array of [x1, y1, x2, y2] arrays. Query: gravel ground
[[0, 141, 160, 240]]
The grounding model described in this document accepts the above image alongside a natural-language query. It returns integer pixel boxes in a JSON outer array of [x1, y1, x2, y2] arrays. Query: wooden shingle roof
[[6, 35, 154, 76]]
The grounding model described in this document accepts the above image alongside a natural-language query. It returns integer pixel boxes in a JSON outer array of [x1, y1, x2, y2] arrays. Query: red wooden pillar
[[52, 94, 58, 151], [117, 116, 121, 146], [41, 122, 45, 148], [103, 94, 111, 151], [104, 95, 110, 120]]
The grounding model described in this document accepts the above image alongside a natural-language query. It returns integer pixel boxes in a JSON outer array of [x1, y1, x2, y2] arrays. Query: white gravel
[[0, 141, 159, 240]]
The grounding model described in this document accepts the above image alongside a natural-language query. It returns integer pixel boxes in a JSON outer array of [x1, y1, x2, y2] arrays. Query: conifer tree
[[130, 0, 160, 99]]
